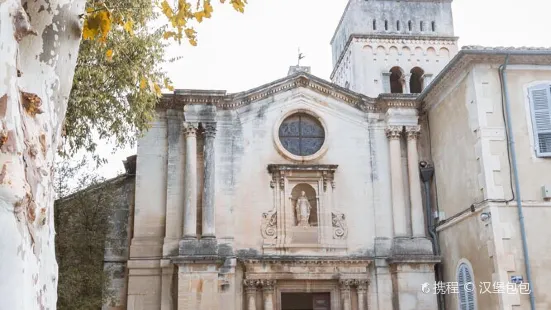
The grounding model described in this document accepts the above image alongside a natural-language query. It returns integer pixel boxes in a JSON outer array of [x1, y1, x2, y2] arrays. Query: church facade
[[84, 1, 551, 310]]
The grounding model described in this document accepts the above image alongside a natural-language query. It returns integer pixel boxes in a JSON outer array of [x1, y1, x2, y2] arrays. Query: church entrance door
[[281, 293, 331, 310]]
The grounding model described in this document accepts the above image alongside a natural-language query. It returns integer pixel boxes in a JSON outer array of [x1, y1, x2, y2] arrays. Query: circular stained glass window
[[278, 113, 325, 156]]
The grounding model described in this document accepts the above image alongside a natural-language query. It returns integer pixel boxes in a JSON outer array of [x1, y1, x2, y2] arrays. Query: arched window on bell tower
[[389, 67, 404, 94], [410, 67, 425, 93]]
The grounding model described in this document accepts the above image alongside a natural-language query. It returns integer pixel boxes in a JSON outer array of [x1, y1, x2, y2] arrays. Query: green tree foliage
[[63, 0, 247, 161], [63, 0, 168, 161], [54, 159, 117, 309]]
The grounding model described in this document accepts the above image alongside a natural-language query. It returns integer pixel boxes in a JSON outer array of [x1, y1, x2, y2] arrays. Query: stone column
[[244, 280, 259, 310], [406, 126, 425, 237], [202, 122, 217, 238], [183, 122, 198, 239], [355, 280, 368, 310], [339, 280, 353, 310], [386, 126, 408, 237], [261, 280, 276, 310], [404, 74, 411, 94]]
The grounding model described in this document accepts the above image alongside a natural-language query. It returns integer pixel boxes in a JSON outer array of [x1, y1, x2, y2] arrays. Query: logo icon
[[421, 282, 431, 294]]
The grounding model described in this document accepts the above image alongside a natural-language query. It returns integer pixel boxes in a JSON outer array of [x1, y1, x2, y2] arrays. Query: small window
[[408, 20, 412, 31], [396, 21, 400, 31], [384, 20, 388, 31], [457, 262, 476, 310], [420, 21, 424, 31], [528, 84, 551, 157], [410, 67, 425, 93], [432, 21, 436, 31], [373, 19, 377, 30]]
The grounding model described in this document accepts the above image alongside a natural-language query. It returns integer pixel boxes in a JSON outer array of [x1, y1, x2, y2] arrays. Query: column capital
[[243, 279, 260, 293], [354, 279, 369, 292], [339, 279, 354, 291], [183, 122, 198, 137], [202, 122, 217, 138], [405, 125, 421, 140], [260, 279, 276, 291], [385, 125, 403, 140]]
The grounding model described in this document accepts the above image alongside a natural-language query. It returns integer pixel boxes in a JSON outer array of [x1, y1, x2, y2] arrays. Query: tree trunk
[[0, 0, 85, 308]]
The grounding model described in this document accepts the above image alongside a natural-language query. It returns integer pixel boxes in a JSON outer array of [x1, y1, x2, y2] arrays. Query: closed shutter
[[458, 263, 476, 310], [529, 85, 551, 157]]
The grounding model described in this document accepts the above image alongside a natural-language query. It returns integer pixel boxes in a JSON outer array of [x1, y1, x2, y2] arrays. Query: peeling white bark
[[0, 0, 85, 309]]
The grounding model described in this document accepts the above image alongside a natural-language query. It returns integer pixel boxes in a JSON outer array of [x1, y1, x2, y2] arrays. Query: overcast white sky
[[94, 0, 551, 178]]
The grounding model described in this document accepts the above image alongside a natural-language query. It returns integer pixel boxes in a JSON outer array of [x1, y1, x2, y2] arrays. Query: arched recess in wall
[[291, 183, 318, 226], [410, 67, 425, 93], [376, 46, 386, 57], [402, 46, 411, 56], [389, 66, 404, 94], [389, 46, 399, 56], [439, 47, 450, 58], [427, 47, 437, 58], [363, 45, 374, 55]]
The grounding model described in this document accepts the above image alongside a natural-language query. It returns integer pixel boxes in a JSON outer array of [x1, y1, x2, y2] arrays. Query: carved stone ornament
[[202, 122, 217, 138], [183, 122, 198, 137], [259, 279, 277, 291], [322, 170, 336, 191], [339, 279, 354, 291], [261, 210, 277, 241], [332, 210, 348, 239], [243, 279, 261, 293], [405, 125, 421, 140], [354, 280, 369, 292], [385, 125, 403, 140]]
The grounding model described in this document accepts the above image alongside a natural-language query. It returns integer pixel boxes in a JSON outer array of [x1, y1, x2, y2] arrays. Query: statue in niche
[[296, 191, 312, 227]]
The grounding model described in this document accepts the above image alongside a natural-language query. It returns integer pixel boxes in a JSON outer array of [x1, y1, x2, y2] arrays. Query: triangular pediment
[[159, 72, 378, 112]]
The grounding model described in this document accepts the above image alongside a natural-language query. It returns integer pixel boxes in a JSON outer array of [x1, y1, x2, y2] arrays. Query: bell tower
[[330, 0, 458, 97]]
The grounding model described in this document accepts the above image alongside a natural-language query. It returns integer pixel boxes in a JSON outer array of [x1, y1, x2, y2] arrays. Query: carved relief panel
[[261, 164, 347, 255]]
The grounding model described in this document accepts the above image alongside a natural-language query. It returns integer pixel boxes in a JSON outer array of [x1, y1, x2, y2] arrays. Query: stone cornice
[[330, 33, 458, 80], [376, 94, 419, 111], [240, 256, 372, 265], [419, 47, 551, 112], [267, 164, 339, 174], [158, 73, 377, 113]]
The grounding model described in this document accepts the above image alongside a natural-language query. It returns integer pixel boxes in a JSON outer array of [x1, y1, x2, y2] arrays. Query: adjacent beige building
[[62, 1, 551, 310]]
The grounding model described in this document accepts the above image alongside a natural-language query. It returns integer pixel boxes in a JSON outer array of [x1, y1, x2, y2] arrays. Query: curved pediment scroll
[[261, 210, 277, 242], [332, 210, 348, 239]]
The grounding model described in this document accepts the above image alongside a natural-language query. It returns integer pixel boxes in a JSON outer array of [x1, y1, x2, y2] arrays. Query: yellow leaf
[[86, 7, 94, 13], [161, 0, 174, 19], [153, 83, 162, 96], [123, 19, 134, 35], [194, 11, 205, 22], [140, 77, 147, 89], [164, 78, 175, 91], [105, 49, 113, 61], [163, 31, 177, 40], [189, 38, 197, 46], [97, 10, 112, 41]]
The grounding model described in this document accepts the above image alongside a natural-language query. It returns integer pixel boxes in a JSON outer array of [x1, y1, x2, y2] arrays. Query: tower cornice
[[330, 33, 459, 80]]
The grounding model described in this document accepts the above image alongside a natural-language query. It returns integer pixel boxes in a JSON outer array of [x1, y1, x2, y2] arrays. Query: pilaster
[[201, 122, 217, 238], [386, 125, 408, 237], [405, 125, 425, 237]]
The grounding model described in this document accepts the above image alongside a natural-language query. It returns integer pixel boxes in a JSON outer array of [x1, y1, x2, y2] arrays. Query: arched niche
[[410, 67, 425, 93], [291, 183, 318, 227], [389, 66, 404, 94]]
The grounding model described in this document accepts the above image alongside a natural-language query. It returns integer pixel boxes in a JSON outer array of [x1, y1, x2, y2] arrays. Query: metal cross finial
[[297, 47, 305, 66]]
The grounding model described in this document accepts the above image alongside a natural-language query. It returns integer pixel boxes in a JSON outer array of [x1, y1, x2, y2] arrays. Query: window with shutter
[[457, 262, 477, 310], [528, 84, 551, 157]]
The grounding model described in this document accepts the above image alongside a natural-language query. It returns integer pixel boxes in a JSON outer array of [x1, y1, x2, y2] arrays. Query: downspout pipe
[[499, 55, 536, 310], [419, 162, 444, 310]]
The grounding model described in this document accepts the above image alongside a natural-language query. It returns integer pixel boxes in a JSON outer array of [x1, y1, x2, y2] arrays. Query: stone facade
[[55, 1, 551, 309]]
